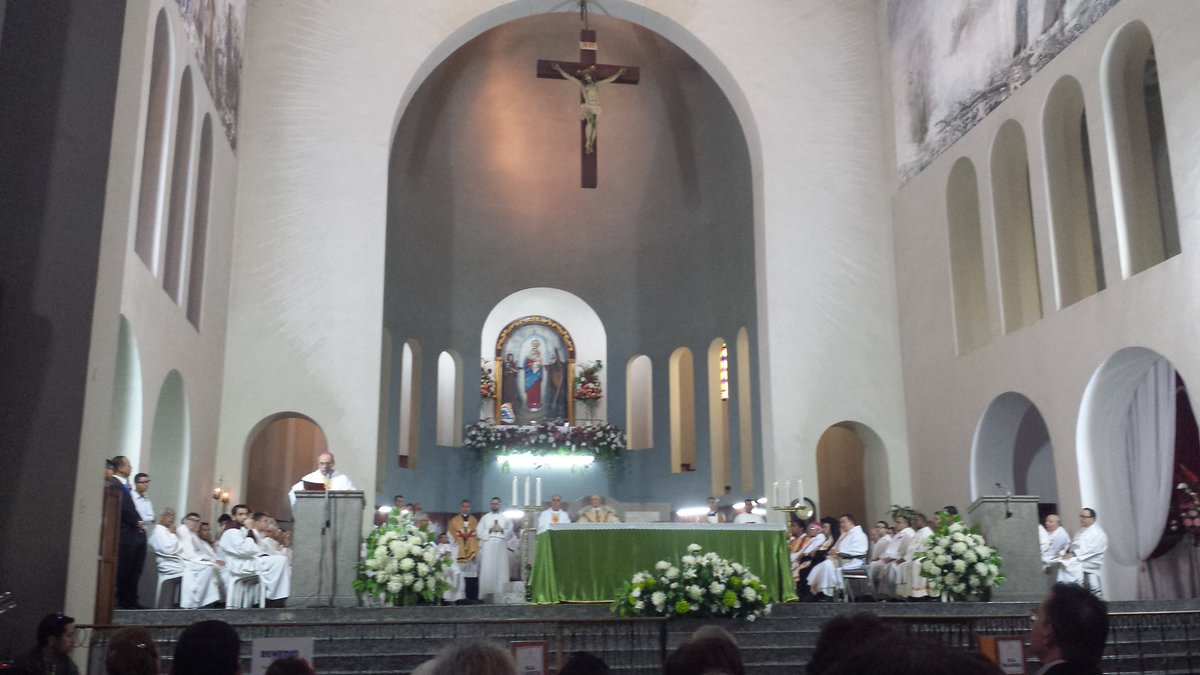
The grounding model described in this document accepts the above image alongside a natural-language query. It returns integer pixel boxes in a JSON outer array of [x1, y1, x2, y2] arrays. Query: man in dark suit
[[111, 455, 147, 609], [1030, 582, 1109, 674]]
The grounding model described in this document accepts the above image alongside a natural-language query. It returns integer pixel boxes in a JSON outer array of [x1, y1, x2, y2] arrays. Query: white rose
[[950, 542, 967, 554], [952, 532, 966, 542], [413, 579, 425, 592], [681, 555, 695, 565], [416, 563, 430, 576], [743, 587, 757, 602], [974, 562, 990, 576], [968, 577, 981, 588], [952, 559, 966, 573], [922, 561, 938, 575], [376, 570, 391, 582], [401, 572, 414, 586], [988, 563, 999, 576], [635, 601, 645, 610], [651, 591, 667, 608], [666, 566, 680, 580], [949, 522, 964, 533], [655, 561, 671, 571], [687, 543, 703, 552], [631, 587, 641, 598], [399, 557, 416, 571], [732, 563, 745, 574], [686, 585, 703, 600], [423, 549, 437, 564], [974, 546, 990, 559], [938, 537, 951, 548], [374, 546, 387, 559], [387, 579, 402, 594], [709, 582, 725, 595], [935, 554, 951, 566], [386, 558, 400, 574], [963, 550, 978, 564]]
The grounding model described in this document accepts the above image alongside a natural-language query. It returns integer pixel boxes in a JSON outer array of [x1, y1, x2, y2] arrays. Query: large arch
[[244, 412, 329, 522], [971, 392, 1057, 506], [148, 370, 190, 514], [814, 421, 888, 522], [108, 316, 143, 462]]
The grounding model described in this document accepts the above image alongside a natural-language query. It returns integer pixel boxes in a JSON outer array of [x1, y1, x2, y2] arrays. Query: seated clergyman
[[577, 494, 621, 523]]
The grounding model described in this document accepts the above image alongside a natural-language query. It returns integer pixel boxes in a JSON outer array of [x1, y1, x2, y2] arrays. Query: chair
[[226, 574, 265, 608], [154, 554, 185, 608], [840, 566, 871, 603]]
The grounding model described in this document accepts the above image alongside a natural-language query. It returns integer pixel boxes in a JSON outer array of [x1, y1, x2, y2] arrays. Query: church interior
[[3, 0, 1200, 653]]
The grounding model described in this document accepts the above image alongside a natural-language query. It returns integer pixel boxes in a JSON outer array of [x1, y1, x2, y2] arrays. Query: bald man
[[289, 452, 357, 506]]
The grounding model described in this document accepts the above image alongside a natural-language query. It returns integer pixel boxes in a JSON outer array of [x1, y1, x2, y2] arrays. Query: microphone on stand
[[995, 482, 1013, 518]]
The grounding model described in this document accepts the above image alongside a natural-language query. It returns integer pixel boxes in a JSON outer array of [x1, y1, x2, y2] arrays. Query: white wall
[[217, 0, 910, 527], [890, 0, 1200, 599]]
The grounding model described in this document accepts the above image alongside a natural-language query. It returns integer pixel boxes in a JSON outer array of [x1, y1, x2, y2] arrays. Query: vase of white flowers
[[611, 544, 772, 620], [916, 511, 1005, 601], [353, 509, 452, 606]]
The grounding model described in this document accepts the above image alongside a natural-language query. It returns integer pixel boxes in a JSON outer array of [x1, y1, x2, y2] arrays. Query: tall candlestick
[[524, 476, 531, 507], [512, 476, 519, 507], [773, 481, 779, 505], [797, 479, 804, 504], [535, 477, 542, 506]]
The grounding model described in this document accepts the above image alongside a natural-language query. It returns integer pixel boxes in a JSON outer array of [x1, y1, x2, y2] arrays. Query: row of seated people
[[791, 511, 945, 602], [148, 504, 292, 608]]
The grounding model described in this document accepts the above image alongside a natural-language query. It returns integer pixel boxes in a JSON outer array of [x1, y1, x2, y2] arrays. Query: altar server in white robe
[[148, 508, 185, 603], [1050, 508, 1108, 597], [435, 533, 465, 603], [872, 515, 913, 599], [538, 494, 572, 533], [220, 504, 291, 606], [809, 515, 869, 600], [288, 452, 356, 506], [899, 514, 934, 599], [733, 499, 766, 524], [175, 512, 224, 608], [477, 497, 514, 601], [1040, 514, 1071, 570]]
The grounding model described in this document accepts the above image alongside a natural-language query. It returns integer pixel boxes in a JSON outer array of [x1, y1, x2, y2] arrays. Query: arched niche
[[134, 9, 172, 271], [397, 339, 421, 469], [436, 350, 463, 446], [1101, 20, 1180, 276], [814, 421, 888, 523], [625, 354, 653, 450], [971, 392, 1057, 507], [707, 338, 731, 496], [669, 347, 696, 473], [148, 370, 190, 514], [1042, 75, 1104, 307], [735, 327, 754, 493], [186, 113, 213, 328], [109, 315, 143, 461], [990, 120, 1042, 332], [1078, 348, 1194, 584], [163, 67, 195, 304], [245, 412, 329, 521], [947, 157, 991, 353]]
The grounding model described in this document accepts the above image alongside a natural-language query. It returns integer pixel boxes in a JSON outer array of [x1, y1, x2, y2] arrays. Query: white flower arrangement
[[916, 512, 1005, 601], [353, 509, 452, 606], [611, 544, 772, 620]]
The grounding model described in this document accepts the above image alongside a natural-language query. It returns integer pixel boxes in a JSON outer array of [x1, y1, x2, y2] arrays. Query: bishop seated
[[577, 494, 621, 523]]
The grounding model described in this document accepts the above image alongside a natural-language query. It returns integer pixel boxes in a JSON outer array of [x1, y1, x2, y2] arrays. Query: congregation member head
[[663, 636, 745, 675], [28, 612, 77, 663], [431, 640, 516, 675], [1030, 583, 1109, 671], [231, 503, 251, 526], [822, 635, 1002, 675], [173, 620, 241, 675], [806, 612, 896, 675], [1045, 513, 1063, 531], [557, 651, 610, 675], [105, 625, 160, 675], [264, 657, 316, 675]]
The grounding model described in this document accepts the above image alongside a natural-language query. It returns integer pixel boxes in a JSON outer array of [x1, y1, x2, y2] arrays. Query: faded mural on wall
[[175, 0, 245, 149], [890, 0, 1121, 182]]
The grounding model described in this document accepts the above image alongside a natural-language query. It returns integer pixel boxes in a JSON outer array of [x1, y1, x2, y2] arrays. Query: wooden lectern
[[968, 494, 1044, 602], [289, 490, 364, 607]]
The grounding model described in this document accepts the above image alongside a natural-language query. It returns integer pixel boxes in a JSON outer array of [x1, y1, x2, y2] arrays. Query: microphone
[[996, 483, 1013, 518]]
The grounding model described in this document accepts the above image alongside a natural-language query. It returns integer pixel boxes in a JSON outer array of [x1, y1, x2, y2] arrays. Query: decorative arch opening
[[669, 347, 696, 473], [735, 327, 754, 493], [186, 113, 213, 327], [1078, 348, 1197, 597], [947, 157, 991, 353], [163, 67, 195, 304], [1043, 75, 1104, 307], [971, 392, 1057, 508], [990, 120, 1042, 332], [134, 9, 173, 271], [1102, 20, 1180, 276], [815, 423, 866, 523], [707, 338, 731, 495], [398, 339, 422, 469], [148, 370, 190, 514], [436, 350, 464, 446], [109, 316, 143, 461], [625, 355, 653, 450], [245, 412, 329, 521]]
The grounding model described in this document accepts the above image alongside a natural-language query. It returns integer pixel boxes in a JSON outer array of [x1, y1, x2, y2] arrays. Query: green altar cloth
[[529, 523, 798, 604]]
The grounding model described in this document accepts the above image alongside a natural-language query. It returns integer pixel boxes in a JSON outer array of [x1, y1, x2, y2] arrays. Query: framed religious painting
[[495, 316, 575, 425]]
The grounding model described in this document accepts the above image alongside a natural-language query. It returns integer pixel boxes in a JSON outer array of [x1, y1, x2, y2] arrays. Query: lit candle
[[512, 476, 519, 507], [535, 477, 542, 506], [524, 476, 531, 507], [772, 481, 779, 505], [797, 479, 804, 504]]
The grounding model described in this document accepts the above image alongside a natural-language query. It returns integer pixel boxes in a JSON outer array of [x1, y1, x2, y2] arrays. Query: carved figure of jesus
[[552, 62, 627, 154]]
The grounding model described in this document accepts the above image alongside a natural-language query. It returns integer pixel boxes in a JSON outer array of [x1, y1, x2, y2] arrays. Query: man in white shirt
[[219, 504, 292, 607], [704, 496, 726, 523], [132, 473, 156, 533], [148, 508, 184, 607], [1050, 507, 1108, 598], [733, 499, 766, 524], [288, 452, 356, 506], [577, 494, 621, 523], [476, 497, 513, 602], [1040, 514, 1071, 569], [809, 514, 869, 600], [538, 494, 572, 532]]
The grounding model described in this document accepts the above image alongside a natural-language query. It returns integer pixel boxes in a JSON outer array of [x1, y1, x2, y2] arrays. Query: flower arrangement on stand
[[916, 511, 1005, 601], [464, 419, 626, 474], [480, 360, 496, 399], [611, 544, 772, 620], [574, 360, 604, 417], [352, 509, 452, 606], [1168, 464, 1200, 544]]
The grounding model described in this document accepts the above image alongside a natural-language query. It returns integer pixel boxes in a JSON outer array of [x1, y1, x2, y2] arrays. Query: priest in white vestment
[[175, 512, 224, 608], [1050, 508, 1107, 597], [809, 515, 869, 600], [148, 509, 185, 605], [1040, 514, 1071, 569], [900, 515, 934, 599], [435, 533, 465, 604], [476, 497, 514, 601], [538, 494, 572, 532], [577, 494, 620, 523], [220, 505, 291, 606], [288, 452, 356, 506], [872, 516, 913, 599], [705, 497, 726, 523], [733, 499, 766, 524]]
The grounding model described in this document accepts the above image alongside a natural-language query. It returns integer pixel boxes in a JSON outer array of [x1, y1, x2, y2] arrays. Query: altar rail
[[79, 617, 669, 675], [885, 609, 1200, 674]]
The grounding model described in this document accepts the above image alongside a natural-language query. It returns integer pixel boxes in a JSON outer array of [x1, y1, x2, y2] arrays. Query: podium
[[967, 494, 1044, 602], [290, 490, 364, 607]]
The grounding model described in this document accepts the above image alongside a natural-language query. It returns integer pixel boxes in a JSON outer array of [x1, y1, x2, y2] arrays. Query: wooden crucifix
[[537, 29, 639, 188]]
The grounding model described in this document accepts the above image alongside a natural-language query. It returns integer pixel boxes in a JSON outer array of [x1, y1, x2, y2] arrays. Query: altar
[[529, 523, 797, 604]]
